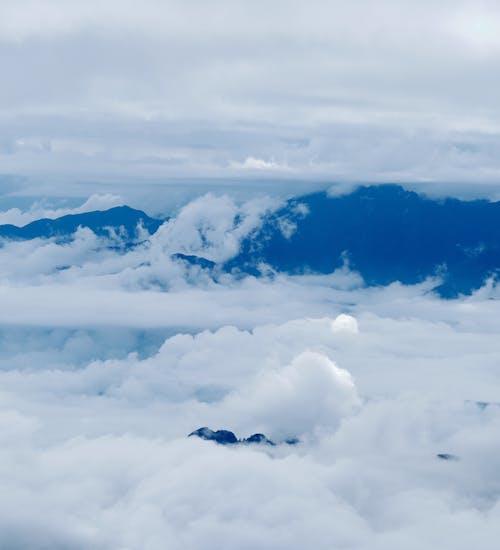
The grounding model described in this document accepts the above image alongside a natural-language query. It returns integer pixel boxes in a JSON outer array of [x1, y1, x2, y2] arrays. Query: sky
[[2, 2, 500, 549], [3, 0, 500, 203]]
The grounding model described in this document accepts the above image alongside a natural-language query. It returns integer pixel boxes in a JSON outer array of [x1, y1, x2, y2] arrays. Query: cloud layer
[[3, 1, 500, 190], [1, 308, 500, 549]]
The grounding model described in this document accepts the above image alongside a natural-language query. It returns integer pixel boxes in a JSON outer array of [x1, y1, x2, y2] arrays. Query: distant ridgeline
[[0, 206, 164, 243], [1, 185, 500, 297]]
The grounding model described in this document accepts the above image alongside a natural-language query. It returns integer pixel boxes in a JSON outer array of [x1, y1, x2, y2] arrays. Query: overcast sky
[[2, 0, 500, 200]]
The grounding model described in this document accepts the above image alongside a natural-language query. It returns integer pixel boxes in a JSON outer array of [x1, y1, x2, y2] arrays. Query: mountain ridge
[[2, 185, 500, 297], [226, 185, 500, 297], [0, 205, 165, 241]]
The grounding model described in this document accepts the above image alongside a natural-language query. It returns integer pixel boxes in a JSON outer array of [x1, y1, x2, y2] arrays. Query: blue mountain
[[0, 205, 164, 242], [188, 427, 277, 446], [226, 185, 500, 297], [189, 427, 239, 445]]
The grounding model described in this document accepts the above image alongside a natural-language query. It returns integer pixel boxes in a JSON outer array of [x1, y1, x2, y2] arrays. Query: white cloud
[[221, 350, 360, 439], [1, 307, 500, 548], [331, 313, 359, 334], [2, 1, 500, 189], [448, 5, 500, 52], [233, 157, 287, 171], [150, 193, 278, 262]]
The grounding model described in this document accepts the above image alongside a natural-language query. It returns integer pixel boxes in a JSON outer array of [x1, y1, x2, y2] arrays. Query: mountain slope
[[227, 185, 500, 296]]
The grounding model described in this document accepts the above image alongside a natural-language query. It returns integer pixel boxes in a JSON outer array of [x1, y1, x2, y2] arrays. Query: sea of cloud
[[0, 192, 500, 548]]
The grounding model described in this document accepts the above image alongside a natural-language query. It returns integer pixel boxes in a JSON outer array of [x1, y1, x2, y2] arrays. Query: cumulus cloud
[[331, 313, 359, 334], [221, 350, 360, 439], [151, 193, 278, 262]]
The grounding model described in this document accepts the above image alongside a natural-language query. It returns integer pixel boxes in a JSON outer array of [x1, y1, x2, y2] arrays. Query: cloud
[[3, 1, 500, 190], [1, 309, 500, 548], [221, 350, 360, 439], [232, 157, 288, 171], [151, 193, 279, 262], [331, 313, 359, 334]]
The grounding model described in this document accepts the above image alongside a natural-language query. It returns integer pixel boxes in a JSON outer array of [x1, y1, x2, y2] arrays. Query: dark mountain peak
[[242, 433, 275, 446], [188, 427, 297, 447], [188, 427, 238, 445]]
